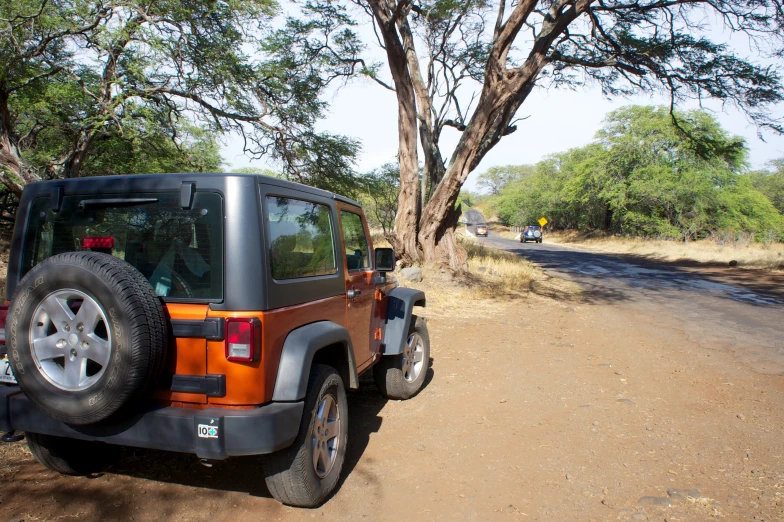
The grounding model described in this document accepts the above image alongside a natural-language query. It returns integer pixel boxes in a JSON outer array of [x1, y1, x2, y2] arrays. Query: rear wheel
[[373, 316, 430, 400], [26, 432, 119, 475], [262, 365, 348, 507]]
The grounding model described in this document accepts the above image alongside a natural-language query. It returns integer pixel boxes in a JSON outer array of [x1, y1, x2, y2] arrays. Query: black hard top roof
[[31, 172, 362, 208]]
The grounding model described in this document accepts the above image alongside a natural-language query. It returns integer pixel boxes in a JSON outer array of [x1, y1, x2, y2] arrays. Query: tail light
[[82, 236, 116, 249], [225, 318, 260, 362], [0, 304, 7, 346]]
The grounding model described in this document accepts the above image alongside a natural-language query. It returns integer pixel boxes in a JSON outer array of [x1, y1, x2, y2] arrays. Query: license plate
[[0, 355, 17, 384]]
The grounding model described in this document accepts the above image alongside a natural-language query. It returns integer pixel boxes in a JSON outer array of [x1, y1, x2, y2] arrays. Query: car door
[[337, 206, 379, 372]]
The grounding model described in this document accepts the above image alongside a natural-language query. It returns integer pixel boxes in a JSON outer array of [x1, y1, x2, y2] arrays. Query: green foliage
[[1, 0, 363, 192], [456, 189, 477, 209], [82, 122, 223, 176], [357, 163, 399, 236], [747, 159, 784, 214], [489, 106, 784, 241], [232, 167, 281, 177], [476, 165, 535, 195], [283, 132, 361, 197]]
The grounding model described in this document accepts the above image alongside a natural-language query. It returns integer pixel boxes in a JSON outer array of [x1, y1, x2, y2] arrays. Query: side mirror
[[374, 247, 395, 272]]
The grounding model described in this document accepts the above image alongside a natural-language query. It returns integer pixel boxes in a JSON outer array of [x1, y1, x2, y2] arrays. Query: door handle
[[347, 288, 361, 299]]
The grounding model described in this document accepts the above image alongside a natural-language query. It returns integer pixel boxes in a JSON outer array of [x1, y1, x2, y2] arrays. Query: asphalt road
[[464, 208, 486, 227], [465, 210, 784, 375]]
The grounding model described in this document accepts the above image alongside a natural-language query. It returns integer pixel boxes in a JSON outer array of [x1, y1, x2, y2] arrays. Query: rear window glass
[[22, 192, 224, 300], [266, 197, 336, 280]]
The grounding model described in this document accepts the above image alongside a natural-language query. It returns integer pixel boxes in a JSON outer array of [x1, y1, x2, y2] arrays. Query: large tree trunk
[[368, 1, 421, 264], [374, 0, 583, 270], [0, 90, 39, 195], [417, 87, 535, 269], [393, 91, 420, 264], [62, 132, 96, 179], [416, 4, 566, 269], [417, 90, 508, 264]]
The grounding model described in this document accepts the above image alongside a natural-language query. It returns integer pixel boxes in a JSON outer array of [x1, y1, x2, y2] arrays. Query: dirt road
[[2, 244, 783, 520]]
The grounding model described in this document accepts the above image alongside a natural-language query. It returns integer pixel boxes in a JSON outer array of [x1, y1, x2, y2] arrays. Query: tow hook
[[199, 458, 213, 468], [1, 431, 24, 443]]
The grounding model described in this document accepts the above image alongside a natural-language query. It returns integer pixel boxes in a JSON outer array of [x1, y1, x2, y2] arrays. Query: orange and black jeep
[[0, 173, 429, 507]]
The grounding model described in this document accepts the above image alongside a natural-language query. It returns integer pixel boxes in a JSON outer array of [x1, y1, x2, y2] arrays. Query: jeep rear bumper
[[0, 386, 303, 460]]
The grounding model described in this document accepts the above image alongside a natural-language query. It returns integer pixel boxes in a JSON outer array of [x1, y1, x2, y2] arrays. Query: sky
[[221, 14, 784, 194]]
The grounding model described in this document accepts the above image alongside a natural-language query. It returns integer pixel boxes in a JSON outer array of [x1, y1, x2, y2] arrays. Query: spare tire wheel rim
[[403, 332, 425, 382], [29, 288, 112, 391], [312, 392, 341, 478]]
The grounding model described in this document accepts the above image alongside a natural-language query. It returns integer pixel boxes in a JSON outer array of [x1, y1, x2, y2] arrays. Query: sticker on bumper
[[197, 424, 219, 439], [0, 356, 17, 384]]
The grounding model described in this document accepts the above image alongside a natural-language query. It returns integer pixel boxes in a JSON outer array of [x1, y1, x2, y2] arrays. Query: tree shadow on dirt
[[77, 359, 436, 502], [336, 360, 435, 492], [0, 362, 436, 522]]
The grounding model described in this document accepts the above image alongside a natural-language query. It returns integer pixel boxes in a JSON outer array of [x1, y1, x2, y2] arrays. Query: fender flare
[[382, 288, 426, 355], [271, 321, 358, 402]]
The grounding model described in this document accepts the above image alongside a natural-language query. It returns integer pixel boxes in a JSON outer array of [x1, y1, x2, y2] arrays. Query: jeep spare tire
[[8, 252, 167, 425]]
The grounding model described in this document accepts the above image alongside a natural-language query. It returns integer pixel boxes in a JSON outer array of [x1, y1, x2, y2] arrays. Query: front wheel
[[262, 365, 348, 507], [373, 316, 430, 400]]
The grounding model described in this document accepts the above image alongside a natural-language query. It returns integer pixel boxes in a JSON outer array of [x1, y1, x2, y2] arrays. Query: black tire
[[373, 316, 430, 400], [262, 365, 348, 507], [26, 432, 120, 475], [8, 252, 167, 425]]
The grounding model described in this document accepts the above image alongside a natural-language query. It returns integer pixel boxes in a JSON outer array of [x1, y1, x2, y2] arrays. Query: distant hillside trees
[[748, 159, 784, 215], [476, 166, 535, 196], [489, 106, 784, 242]]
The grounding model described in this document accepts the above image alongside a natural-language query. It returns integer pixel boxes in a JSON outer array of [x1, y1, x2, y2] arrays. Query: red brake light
[[225, 318, 260, 362], [82, 236, 115, 249]]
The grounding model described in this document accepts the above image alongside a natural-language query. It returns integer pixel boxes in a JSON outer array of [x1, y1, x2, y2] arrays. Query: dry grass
[[462, 240, 539, 292], [370, 231, 393, 249], [547, 230, 784, 271], [686, 496, 722, 518], [394, 232, 582, 317], [490, 226, 520, 241], [0, 439, 27, 480]]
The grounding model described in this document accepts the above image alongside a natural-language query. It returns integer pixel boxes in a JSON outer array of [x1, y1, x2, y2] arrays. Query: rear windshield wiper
[[78, 198, 158, 209]]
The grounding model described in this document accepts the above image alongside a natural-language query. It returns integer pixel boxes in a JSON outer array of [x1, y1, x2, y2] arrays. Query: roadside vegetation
[[478, 106, 784, 249], [371, 227, 581, 315]]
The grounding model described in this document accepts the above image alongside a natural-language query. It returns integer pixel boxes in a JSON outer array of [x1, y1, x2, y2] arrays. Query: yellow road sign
[[538, 216, 548, 227]]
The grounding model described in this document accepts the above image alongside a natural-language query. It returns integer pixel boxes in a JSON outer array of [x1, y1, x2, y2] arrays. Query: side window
[[266, 196, 336, 280], [340, 211, 370, 271]]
